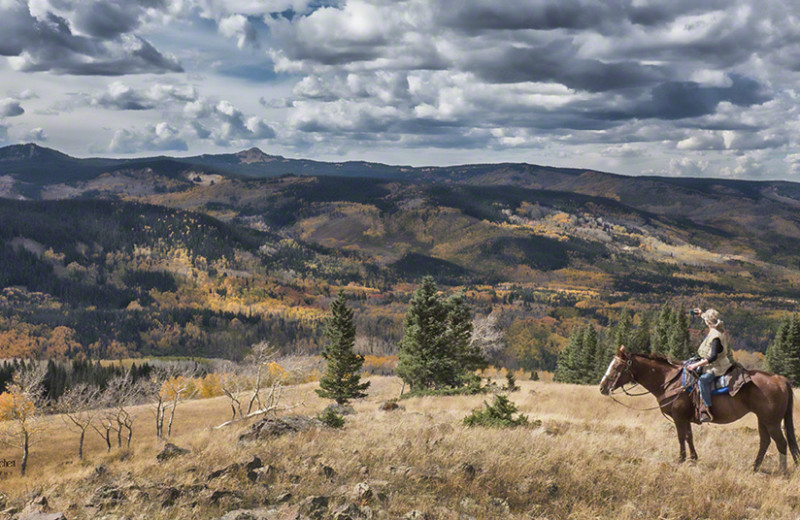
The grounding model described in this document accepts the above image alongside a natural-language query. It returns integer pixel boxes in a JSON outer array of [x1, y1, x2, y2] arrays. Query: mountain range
[[1, 142, 799, 360]]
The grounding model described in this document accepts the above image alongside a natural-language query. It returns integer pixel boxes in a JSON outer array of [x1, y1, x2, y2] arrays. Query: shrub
[[318, 407, 345, 429], [505, 372, 519, 392], [463, 395, 531, 428]]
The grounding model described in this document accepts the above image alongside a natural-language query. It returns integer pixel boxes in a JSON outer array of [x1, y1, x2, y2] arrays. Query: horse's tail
[[784, 380, 800, 464]]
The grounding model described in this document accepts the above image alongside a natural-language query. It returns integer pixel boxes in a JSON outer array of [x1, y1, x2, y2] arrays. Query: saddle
[[681, 361, 753, 423]]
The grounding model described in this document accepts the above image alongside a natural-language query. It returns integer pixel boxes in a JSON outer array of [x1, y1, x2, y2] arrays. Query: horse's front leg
[[686, 423, 698, 461], [675, 420, 688, 463]]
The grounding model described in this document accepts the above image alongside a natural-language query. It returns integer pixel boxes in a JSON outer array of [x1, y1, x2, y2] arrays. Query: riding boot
[[699, 404, 714, 423]]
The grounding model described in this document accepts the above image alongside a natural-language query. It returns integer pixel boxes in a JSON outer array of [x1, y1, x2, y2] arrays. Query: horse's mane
[[631, 351, 681, 366]]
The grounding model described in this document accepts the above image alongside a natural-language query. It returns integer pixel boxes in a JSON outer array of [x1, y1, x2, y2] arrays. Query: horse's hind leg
[[767, 423, 788, 473], [754, 421, 771, 472], [686, 423, 698, 461]]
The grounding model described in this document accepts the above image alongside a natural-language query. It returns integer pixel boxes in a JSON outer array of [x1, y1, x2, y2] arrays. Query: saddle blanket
[[681, 362, 752, 397]]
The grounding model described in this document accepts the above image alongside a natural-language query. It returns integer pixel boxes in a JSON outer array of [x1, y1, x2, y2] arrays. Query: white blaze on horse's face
[[599, 357, 621, 395]]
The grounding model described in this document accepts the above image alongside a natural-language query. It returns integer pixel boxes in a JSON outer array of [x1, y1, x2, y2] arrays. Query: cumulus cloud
[[0, 0, 182, 75], [20, 127, 47, 141], [218, 14, 258, 49], [0, 99, 25, 117], [185, 98, 276, 144], [109, 122, 188, 153], [90, 81, 198, 110]]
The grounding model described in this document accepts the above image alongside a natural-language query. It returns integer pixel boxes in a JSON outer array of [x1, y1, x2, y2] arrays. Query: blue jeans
[[699, 372, 714, 408]]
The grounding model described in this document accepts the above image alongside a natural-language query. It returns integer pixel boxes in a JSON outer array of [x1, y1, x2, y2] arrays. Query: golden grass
[[1, 377, 798, 519]]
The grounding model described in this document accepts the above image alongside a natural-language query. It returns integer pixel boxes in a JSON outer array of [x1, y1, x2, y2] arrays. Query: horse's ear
[[618, 345, 627, 356]]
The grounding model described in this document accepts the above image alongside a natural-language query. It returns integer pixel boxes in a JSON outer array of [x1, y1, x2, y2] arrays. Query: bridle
[[603, 354, 686, 414]]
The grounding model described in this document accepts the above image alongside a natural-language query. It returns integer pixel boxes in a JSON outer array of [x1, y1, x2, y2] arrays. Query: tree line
[[554, 306, 693, 385]]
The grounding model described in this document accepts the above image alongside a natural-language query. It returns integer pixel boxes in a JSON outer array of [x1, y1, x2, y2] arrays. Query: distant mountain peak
[[235, 147, 282, 164], [0, 143, 70, 162]]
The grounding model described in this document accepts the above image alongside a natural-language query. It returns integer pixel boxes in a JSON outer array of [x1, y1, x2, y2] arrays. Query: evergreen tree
[[446, 291, 487, 383], [666, 310, 692, 360], [316, 291, 370, 405], [766, 315, 800, 384], [631, 312, 652, 353], [651, 305, 673, 355], [580, 325, 599, 383], [554, 327, 584, 384], [396, 278, 485, 391], [766, 318, 790, 377], [397, 277, 450, 390]]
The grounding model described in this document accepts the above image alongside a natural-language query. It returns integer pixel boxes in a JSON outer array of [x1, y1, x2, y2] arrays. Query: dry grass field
[[1, 376, 799, 519]]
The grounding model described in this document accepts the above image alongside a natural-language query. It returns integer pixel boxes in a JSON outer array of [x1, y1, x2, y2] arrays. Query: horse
[[599, 346, 800, 472]]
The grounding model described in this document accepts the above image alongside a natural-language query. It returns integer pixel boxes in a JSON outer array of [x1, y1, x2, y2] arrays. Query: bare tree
[[160, 374, 196, 438], [218, 362, 247, 424], [0, 365, 47, 476], [245, 341, 277, 415], [56, 383, 101, 460], [471, 314, 505, 364], [106, 375, 140, 448]]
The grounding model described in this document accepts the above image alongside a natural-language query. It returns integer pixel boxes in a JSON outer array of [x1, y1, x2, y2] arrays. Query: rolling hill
[[1, 143, 799, 362]]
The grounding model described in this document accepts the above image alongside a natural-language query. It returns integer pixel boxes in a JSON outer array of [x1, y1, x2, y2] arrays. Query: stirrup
[[699, 410, 714, 423]]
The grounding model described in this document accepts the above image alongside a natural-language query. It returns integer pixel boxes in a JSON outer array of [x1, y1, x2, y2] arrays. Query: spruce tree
[[316, 290, 370, 405], [580, 325, 599, 383], [555, 327, 584, 384], [666, 310, 692, 360], [766, 318, 790, 377], [631, 312, 652, 353], [396, 276, 451, 390], [651, 305, 673, 355], [446, 291, 486, 384]]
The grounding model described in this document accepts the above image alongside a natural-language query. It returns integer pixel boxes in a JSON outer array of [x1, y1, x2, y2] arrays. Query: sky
[[1, 0, 800, 180]]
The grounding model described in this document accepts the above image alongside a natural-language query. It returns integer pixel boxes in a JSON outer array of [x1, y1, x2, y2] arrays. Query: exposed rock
[[297, 496, 329, 520], [246, 456, 264, 472], [214, 509, 278, 520], [275, 492, 292, 504], [17, 513, 67, 520], [156, 443, 189, 462], [403, 511, 428, 520], [332, 503, 374, 520], [209, 490, 243, 505], [248, 465, 276, 484], [353, 482, 372, 502], [379, 401, 404, 412], [489, 497, 510, 514], [239, 416, 323, 442], [209, 463, 242, 480], [324, 403, 355, 416]]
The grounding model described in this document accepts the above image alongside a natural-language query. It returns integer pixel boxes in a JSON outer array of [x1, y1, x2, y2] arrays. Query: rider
[[686, 308, 732, 423]]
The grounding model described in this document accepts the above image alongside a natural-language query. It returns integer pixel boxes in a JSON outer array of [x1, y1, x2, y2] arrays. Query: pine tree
[[446, 291, 486, 384], [766, 318, 790, 377], [316, 290, 370, 405], [554, 327, 584, 384], [651, 305, 673, 355], [396, 278, 485, 391], [397, 277, 450, 390], [631, 312, 652, 353], [580, 325, 599, 383], [666, 310, 692, 360]]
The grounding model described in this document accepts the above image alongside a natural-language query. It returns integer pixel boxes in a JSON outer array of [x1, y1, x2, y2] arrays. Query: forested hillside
[[2, 144, 800, 367]]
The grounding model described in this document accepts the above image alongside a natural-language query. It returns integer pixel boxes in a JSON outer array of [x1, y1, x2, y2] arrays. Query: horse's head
[[599, 346, 634, 395]]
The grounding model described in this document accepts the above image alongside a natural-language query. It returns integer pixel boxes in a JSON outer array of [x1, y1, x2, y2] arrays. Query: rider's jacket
[[697, 327, 732, 376]]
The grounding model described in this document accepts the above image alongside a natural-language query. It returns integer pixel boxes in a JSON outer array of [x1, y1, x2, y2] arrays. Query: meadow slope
[[0, 376, 797, 520]]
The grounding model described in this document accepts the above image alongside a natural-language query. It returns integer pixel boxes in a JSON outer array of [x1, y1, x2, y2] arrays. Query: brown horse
[[599, 346, 800, 472]]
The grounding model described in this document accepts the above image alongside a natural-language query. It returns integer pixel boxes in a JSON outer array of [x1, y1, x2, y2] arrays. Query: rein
[[607, 357, 686, 414]]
